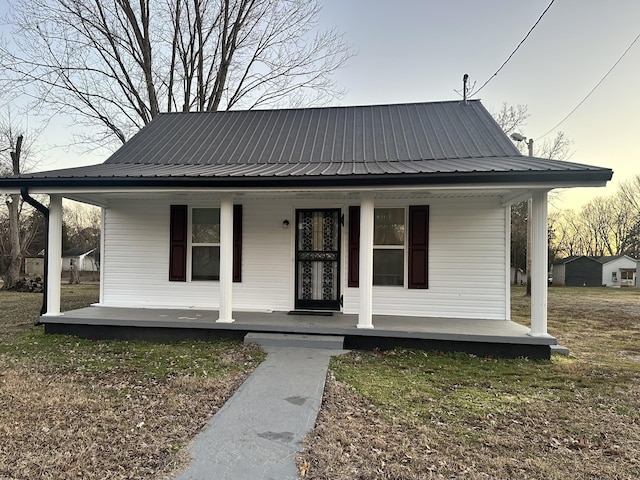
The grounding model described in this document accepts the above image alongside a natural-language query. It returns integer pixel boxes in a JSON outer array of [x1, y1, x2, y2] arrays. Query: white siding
[[101, 195, 508, 320], [102, 198, 294, 310], [343, 197, 508, 320], [602, 256, 637, 287]]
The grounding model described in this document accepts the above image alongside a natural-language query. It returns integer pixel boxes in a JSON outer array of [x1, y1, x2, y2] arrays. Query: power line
[[471, 0, 556, 98], [537, 31, 640, 140]]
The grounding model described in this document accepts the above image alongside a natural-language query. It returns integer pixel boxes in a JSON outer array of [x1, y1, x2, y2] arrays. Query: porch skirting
[[42, 307, 557, 360]]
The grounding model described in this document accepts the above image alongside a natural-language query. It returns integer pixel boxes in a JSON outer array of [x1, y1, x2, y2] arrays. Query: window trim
[[348, 204, 429, 289], [188, 205, 221, 282], [170, 203, 242, 283], [373, 207, 407, 287]]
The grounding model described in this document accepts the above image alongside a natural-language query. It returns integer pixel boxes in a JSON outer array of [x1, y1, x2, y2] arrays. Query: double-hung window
[[348, 204, 428, 289], [373, 208, 405, 286], [191, 208, 220, 281], [169, 204, 242, 283]]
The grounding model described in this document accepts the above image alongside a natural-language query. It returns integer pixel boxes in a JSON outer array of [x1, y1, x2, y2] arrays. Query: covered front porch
[[41, 306, 558, 359]]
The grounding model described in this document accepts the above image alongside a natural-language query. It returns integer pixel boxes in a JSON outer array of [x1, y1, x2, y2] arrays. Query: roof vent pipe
[[462, 74, 469, 104], [20, 187, 49, 319]]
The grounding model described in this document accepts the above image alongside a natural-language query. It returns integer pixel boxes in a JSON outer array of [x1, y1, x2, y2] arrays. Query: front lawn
[[300, 287, 640, 479], [0, 285, 265, 479]]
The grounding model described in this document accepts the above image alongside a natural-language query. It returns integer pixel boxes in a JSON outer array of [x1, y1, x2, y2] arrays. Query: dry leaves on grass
[[300, 376, 640, 480], [0, 363, 250, 480]]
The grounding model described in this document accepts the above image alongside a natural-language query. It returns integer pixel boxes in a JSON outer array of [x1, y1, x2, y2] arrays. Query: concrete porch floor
[[41, 307, 557, 359]]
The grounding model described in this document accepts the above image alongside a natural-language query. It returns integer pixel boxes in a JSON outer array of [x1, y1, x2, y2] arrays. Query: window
[[169, 204, 242, 283], [191, 208, 220, 281], [347, 204, 428, 289], [373, 208, 405, 286]]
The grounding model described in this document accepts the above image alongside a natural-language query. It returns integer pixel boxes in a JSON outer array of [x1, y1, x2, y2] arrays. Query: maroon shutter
[[348, 206, 360, 287], [233, 204, 242, 282], [408, 205, 429, 289], [169, 205, 188, 282]]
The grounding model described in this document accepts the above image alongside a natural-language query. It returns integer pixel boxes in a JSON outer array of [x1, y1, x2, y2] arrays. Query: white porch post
[[529, 190, 550, 337], [45, 194, 62, 316], [217, 195, 234, 323], [505, 205, 511, 321], [358, 193, 374, 329]]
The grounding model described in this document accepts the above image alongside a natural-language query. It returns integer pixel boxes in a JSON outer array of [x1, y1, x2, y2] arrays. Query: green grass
[[302, 287, 640, 479], [0, 285, 267, 479], [331, 350, 572, 426], [0, 283, 265, 379], [330, 286, 640, 431], [0, 330, 262, 378]]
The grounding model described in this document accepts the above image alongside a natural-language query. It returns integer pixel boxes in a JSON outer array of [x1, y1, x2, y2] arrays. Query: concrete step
[[551, 344, 570, 355], [244, 332, 345, 350]]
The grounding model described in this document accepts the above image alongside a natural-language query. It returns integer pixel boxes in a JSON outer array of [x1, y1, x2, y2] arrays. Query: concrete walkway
[[173, 345, 345, 480]]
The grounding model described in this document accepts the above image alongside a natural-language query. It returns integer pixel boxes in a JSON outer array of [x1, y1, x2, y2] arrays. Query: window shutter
[[348, 206, 360, 287], [408, 205, 429, 289], [233, 204, 242, 282], [169, 205, 188, 282]]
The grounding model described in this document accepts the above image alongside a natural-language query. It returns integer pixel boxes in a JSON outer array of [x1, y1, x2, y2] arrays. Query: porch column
[[504, 205, 511, 320], [217, 195, 234, 323], [358, 193, 374, 329], [529, 190, 551, 337], [44, 194, 62, 316]]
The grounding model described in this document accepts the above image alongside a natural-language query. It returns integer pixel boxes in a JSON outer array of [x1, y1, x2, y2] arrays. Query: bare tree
[[576, 193, 638, 257], [0, 115, 45, 289], [1, 0, 351, 148], [492, 103, 529, 136], [551, 209, 589, 258], [63, 201, 101, 250], [619, 174, 640, 216]]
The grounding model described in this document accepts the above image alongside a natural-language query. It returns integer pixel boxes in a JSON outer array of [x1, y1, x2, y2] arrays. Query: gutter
[[0, 168, 615, 190], [20, 187, 49, 320]]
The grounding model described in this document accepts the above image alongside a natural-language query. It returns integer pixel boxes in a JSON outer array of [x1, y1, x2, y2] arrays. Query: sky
[[2, 0, 639, 211], [317, 0, 640, 209]]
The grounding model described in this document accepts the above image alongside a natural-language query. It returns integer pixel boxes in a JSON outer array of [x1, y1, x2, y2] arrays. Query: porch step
[[550, 344, 570, 355], [244, 332, 345, 350]]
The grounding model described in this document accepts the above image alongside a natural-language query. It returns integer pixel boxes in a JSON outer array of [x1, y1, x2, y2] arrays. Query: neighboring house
[[598, 255, 637, 287], [25, 248, 99, 277], [553, 255, 637, 287], [62, 247, 98, 272], [552, 256, 603, 287], [0, 100, 612, 359]]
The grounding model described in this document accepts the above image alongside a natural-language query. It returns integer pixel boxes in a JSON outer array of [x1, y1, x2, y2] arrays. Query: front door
[[295, 209, 341, 310]]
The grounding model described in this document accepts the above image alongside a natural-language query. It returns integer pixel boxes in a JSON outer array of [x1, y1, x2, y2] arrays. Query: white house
[[0, 100, 612, 358], [62, 248, 99, 272], [599, 255, 637, 287]]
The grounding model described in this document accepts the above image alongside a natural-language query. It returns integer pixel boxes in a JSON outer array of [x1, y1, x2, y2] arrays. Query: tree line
[[549, 176, 640, 260]]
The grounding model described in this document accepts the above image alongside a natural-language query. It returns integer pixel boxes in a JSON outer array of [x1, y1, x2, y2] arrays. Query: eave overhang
[[0, 168, 613, 192]]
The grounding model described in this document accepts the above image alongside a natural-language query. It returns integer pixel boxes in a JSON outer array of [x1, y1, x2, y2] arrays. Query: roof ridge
[[154, 99, 482, 116]]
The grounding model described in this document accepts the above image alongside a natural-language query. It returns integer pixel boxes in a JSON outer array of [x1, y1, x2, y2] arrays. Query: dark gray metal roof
[[1, 100, 613, 188]]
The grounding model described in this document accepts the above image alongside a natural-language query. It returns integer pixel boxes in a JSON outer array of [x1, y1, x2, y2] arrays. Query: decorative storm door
[[295, 209, 341, 310]]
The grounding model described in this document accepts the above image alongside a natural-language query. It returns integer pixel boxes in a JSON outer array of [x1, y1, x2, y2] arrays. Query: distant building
[[552, 255, 637, 287]]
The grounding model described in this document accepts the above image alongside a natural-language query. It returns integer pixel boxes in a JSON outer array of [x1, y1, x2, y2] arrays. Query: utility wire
[[471, 0, 555, 97], [537, 31, 640, 140]]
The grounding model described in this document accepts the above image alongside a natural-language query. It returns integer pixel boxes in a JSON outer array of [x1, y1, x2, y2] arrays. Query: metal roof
[[0, 100, 613, 188]]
